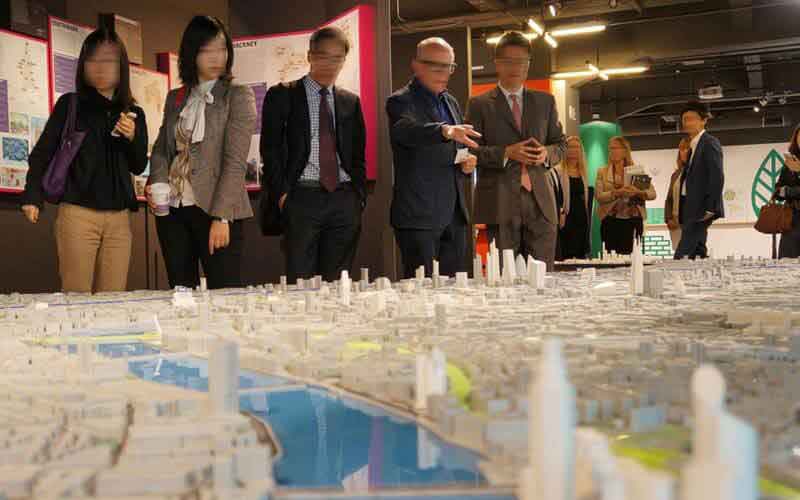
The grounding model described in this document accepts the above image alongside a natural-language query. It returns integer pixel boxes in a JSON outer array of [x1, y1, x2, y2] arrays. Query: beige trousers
[[54, 203, 132, 293]]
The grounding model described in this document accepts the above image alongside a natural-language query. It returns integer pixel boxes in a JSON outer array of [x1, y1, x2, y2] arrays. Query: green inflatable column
[[580, 121, 622, 258]]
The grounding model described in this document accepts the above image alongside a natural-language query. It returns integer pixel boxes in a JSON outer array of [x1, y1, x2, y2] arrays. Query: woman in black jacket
[[776, 124, 800, 258], [21, 28, 148, 293]]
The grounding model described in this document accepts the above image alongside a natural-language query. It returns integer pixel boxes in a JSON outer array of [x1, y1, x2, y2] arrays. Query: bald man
[[387, 37, 480, 279]]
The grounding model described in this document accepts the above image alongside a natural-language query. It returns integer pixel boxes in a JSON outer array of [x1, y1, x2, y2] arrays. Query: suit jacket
[[387, 79, 470, 231], [465, 87, 567, 225], [149, 79, 256, 221], [259, 78, 367, 235], [595, 164, 657, 221], [680, 131, 725, 224]]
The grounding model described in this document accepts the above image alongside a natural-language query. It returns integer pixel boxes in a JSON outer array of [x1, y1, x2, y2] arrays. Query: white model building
[[209, 339, 240, 416], [415, 347, 448, 411], [630, 239, 644, 295], [522, 338, 575, 500]]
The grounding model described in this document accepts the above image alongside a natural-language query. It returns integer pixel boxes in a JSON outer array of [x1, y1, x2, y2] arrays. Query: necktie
[[511, 94, 532, 192], [318, 88, 338, 193]]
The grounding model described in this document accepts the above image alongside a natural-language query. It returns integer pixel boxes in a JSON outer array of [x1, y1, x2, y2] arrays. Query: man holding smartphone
[[466, 31, 566, 270]]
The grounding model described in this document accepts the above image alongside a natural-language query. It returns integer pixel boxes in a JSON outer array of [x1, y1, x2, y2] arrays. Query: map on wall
[[633, 141, 789, 224], [0, 29, 49, 193], [130, 66, 168, 198], [48, 16, 92, 109], [231, 5, 376, 185]]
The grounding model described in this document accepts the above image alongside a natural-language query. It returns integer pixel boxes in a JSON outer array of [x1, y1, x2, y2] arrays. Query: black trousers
[[674, 220, 711, 260], [601, 216, 643, 255], [155, 205, 244, 289], [283, 184, 362, 283], [394, 208, 467, 279]]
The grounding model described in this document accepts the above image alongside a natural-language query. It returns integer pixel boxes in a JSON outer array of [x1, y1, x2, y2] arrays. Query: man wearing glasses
[[260, 26, 366, 283], [387, 37, 480, 279], [466, 31, 567, 270]]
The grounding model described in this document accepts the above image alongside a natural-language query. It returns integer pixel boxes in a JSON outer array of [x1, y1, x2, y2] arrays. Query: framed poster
[[0, 28, 49, 193], [129, 65, 168, 199], [156, 52, 181, 89], [98, 13, 142, 65], [231, 4, 377, 187], [47, 15, 92, 110]]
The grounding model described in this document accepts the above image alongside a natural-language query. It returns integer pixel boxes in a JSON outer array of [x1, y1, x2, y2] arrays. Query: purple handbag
[[42, 93, 86, 204]]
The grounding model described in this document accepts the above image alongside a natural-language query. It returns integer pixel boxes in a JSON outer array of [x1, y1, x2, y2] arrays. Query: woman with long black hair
[[147, 16, 256, 290], [21, 28, 148, 293]]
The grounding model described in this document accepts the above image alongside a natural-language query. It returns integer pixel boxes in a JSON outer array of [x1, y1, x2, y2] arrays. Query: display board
[[47, 16, 92, 110], [633, 141, 788, 224], [231, 5, 377, 184], [129, 65, 168, 198], [156, 52, 181, 90], [0, 29, 49, 193]]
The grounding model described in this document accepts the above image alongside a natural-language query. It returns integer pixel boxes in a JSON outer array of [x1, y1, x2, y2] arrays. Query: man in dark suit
[[674, 100, 724, 260], [261, 27, 366, 282], [387, 37, 480, 279], [465, 31, 567, 270]]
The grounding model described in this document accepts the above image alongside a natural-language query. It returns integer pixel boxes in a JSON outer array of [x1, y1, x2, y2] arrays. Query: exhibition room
[[0, 0, 799, 498]]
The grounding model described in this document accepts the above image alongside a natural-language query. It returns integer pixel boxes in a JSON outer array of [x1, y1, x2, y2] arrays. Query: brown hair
[[609, 136, 634, 167], [790, 123, 800, 158], [676, 137, 691, 170]]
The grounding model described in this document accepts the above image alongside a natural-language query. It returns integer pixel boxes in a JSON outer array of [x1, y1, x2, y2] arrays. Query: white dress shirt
[[682, 129, 705, 196]]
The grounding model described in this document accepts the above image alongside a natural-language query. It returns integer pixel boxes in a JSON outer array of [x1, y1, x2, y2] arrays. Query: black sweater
[[776, 165, 800, 201], [22, 88, 148, 211]]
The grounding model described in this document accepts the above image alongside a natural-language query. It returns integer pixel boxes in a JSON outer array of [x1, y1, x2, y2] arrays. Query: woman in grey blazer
[[146, 16, 256, 290]]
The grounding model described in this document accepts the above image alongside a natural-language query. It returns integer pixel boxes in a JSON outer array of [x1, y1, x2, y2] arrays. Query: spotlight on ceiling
[[753, 105, 761, 113], [548, 1, 561, 17], [609, 0, 619, 8], [758, 97, 769, 107], [527, 18, 545, 36]]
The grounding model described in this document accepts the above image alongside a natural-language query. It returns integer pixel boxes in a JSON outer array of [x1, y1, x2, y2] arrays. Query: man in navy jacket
[[674, 101, 725, 259], [387, 37, 480, 278]]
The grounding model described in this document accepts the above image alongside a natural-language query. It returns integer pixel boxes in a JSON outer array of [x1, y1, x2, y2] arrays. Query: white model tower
[[209, 338, 239, 415], [527, 256, 546, 289], [680, 365, 758, 500], [630, 238, 644, 295], [415, 347, 447, 411], [522, 338, 576, 500]]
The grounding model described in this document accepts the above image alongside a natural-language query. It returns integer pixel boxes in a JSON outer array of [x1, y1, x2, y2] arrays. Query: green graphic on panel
[[751, 150, 785, 217], [647, 208, 665, 225], [643, 234, 673, 257], [580, 121, 622, 258]]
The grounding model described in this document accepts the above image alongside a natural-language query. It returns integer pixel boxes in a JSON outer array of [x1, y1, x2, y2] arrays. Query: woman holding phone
[[21, 28, 147, 293], [147, 16, 256, 290], [774, 124, 800, 258]]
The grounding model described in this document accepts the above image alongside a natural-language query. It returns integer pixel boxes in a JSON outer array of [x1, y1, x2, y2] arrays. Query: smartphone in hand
[[111, 111, 137, 137]]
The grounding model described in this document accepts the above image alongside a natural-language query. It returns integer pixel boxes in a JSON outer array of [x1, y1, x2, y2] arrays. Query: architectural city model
[[0, 246, 799, 499]]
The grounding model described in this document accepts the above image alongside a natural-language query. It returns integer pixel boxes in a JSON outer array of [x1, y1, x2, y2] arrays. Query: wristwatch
[[212, 217, 229, 224], [443, 125, 454, 140]]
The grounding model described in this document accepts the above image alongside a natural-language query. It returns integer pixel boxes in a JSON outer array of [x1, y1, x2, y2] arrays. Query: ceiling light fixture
[[550, 24, 607, 37], [552, 65, 649, 79], [527, 18, 545, 36], [544, 33, 559, 48], [486, 32, 538, 44]]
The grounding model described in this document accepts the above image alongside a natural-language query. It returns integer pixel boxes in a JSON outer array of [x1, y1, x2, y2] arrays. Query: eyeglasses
[[495, 58, 531, 67], [311, 52, 347, 66], [86, 58, 120, 67], [417, 59, 458, 74]]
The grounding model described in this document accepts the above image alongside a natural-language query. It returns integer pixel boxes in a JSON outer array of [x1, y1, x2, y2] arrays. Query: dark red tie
[[318, 88, 338, 192]]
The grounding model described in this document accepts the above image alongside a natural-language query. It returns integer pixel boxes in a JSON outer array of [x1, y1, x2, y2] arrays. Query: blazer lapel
[[494, 87, 522, 138], [442, 92, 460, 125], [522, 88, 535, 139], [333, 87, 345, 158], [293, 79, 311, 154]]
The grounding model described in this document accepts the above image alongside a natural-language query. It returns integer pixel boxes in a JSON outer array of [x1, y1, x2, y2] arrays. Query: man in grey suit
[[466, 31, 567, 270]]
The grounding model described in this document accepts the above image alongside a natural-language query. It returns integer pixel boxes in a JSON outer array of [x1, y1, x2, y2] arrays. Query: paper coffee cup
[[150, 183, 171, 216]]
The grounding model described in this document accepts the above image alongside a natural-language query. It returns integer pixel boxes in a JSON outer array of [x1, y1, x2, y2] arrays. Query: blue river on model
[[73, 340, 514, 499]]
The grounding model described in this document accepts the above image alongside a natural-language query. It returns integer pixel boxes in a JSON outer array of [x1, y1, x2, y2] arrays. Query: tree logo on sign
[[751, 150, 785, 216]]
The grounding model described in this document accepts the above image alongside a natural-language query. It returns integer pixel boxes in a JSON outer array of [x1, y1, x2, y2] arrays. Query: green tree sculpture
[[751, 150, 786, 217]]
